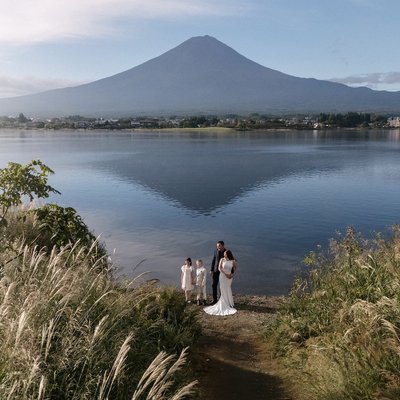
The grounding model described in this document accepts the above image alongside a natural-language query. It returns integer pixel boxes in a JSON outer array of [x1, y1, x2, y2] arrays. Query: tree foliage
[[34, 203, 102, 252], [18, 113, 28, 123], [0, 160, 60, 225], [318, 112, 387, 127]]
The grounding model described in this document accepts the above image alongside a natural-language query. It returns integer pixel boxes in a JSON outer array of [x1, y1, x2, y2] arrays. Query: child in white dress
[[195, 259, 207, 305], [181, 257, 194, 303]]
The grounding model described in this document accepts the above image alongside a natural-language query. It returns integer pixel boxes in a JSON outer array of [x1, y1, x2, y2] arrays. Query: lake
[[1, 128, 400, 295]]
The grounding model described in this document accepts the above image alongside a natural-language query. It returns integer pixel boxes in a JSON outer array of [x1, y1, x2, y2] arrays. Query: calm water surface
[[1, 128, 400, 295]]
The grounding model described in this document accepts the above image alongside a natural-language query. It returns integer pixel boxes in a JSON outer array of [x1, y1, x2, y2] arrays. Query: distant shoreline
[[1, 126, 398, 133]]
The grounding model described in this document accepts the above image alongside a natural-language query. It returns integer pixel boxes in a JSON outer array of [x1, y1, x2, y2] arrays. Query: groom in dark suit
[[210, 240, 226, 304]]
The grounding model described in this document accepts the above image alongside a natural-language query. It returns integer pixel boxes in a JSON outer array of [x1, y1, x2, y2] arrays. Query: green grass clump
[[267, 227, 400, 400], [0, 212, 199, 399]]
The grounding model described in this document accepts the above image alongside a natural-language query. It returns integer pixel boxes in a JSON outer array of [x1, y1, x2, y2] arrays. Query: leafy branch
[[0, 160, 60, 225]]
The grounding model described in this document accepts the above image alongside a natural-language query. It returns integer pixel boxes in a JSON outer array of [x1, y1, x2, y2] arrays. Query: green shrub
[[267, 227, 400, 399], [0, 160, 59, 226], [33, 203, 107, 266]]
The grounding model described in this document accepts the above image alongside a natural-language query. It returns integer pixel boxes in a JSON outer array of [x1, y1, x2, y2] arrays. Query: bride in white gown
[[204, 250, 237, 316]]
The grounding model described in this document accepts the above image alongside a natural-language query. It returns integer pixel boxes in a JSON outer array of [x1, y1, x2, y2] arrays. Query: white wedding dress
[[204, 259, 237, 316]]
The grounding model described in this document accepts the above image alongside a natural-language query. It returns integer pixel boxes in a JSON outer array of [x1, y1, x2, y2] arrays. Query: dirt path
[[190, 295, 292, 400]]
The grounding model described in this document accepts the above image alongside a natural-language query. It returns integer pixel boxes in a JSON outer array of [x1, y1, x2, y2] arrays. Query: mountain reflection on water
[[93, 129, 400, 214], [93, 131, 368, 214]]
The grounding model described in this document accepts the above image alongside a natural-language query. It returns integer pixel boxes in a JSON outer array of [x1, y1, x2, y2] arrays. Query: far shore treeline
[[1, 111, 398, 131]]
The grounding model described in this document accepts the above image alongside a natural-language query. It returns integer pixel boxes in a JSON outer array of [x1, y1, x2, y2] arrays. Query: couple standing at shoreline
[[180, 240, 238, 315], [204, 240, 238, 316]]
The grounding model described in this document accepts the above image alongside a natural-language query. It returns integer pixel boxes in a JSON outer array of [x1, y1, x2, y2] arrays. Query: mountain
[[1, 35, 400, 117]]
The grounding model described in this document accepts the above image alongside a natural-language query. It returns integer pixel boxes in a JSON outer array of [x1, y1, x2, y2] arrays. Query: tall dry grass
[[0, 213, 199, 399], [267, 227, 400, 400]]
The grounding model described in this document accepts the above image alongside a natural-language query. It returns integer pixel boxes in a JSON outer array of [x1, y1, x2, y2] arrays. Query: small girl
[[195, 259, 207, 305], [181, 257, 194, 303]]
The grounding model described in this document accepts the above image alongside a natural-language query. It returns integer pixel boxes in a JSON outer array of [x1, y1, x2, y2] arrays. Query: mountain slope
[[1, 35, 399, 117]]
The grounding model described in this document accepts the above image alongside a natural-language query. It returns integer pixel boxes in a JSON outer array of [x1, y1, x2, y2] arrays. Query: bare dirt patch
[[190, 295, 293, 400]]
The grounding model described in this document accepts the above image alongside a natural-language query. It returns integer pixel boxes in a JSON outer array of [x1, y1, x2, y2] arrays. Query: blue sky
[[1, 0, 399, 98]]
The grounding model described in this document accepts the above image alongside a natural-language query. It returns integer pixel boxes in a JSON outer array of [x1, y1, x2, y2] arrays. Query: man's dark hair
[[217, 240, 224, 246]]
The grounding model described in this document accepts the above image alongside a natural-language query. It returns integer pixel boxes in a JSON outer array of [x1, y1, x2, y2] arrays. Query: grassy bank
[[0, 208, 199, 399], [267, 227, 400, 399]]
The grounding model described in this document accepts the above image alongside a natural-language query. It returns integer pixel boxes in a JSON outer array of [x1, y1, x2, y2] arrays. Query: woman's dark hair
[[185, 257, 192, 265], [225, 250, 234, 260]]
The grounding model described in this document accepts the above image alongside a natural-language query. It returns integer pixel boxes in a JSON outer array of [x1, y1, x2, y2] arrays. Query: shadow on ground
[[192, 324, 291, 400], [196, 356, 289, 400]]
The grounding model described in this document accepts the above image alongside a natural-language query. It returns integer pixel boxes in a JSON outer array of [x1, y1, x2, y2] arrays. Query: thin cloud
[[330, 72, 400, 91], [0, 75, 86, 99], [0, 0, 248, 45]]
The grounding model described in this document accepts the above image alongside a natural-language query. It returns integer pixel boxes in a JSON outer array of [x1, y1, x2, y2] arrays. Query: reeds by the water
[[0, 212, 199, 399], [268, 227, 400, 400]]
